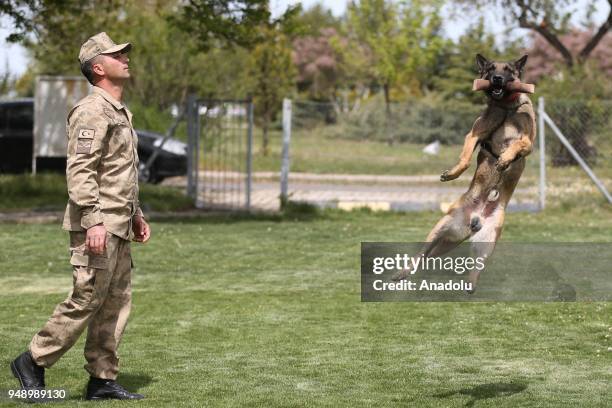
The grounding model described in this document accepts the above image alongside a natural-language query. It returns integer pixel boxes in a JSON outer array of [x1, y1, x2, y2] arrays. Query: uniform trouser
[[29, 231, 132, 380]]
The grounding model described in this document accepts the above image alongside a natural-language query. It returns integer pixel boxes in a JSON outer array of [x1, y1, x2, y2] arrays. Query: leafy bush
[[323, 93, 483, 145]]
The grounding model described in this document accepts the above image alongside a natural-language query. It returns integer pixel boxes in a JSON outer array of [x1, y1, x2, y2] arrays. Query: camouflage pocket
[[69, 251, 109, 270], [69, 249, 108, 308], [69, 231, 109, 269], [70, 263, 97, 307]]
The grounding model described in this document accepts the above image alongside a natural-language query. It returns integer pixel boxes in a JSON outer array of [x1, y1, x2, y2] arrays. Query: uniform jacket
[[62, 86, 144, 240]]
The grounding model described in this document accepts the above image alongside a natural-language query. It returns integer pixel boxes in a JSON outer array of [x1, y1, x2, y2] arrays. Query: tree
[[172, 0, 297, 50], [290, 3, 342, 38], [343, 0, 446, 143], [246, 24, 296, 155], [526, 30, 612, 167], [292, 28, 343, 100], [346, 0, 404, 118], [524, 29, 612, 82], [1, 1, 125, 75], [175, 1, 300, 155], [290, 4, 345, 100], [454, 0, 612, 67], [0, 0, 42, 43], [398, 0, 447, 93], [0, 1, 260, 132], [0, 61, 14, 97], [434, 18, 523, 104]]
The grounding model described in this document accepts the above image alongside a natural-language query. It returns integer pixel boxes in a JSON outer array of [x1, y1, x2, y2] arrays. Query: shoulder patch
[[76, 128, 95, 154], [78, 128, 95, 139], [76, 139, 93, 154]]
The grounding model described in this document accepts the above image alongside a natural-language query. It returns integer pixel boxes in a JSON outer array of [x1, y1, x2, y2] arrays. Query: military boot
[[85, 377, 144, 400], [10, 351, 46, 403]]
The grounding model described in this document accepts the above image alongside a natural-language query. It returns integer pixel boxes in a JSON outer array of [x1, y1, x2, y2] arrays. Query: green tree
[[172, 0, 297, 50], [454, 0, 612, 67], [346, 0, 403, 116], [345, 0, 447, 103], [434, 18, 522, 104], [291, 3, 342, 38], [1, 1, 257, 132], [398, 0, 447, 93], [175, 0, 301, 155], [3, 1, 125, 76], [342, 0, 446, 142], [0, 61, 14, 97], [246, 25, 296, 155]]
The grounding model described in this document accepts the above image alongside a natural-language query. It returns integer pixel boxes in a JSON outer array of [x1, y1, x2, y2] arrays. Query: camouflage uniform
[[29, 33, 142, 381]]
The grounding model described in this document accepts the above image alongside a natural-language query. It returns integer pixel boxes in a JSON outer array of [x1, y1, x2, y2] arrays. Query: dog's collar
[[490, 93, 528, 111], [502, 92, 521, 103]]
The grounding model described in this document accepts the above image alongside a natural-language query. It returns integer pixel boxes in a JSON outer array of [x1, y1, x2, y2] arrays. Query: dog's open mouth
[[491, 87, 504, 98]]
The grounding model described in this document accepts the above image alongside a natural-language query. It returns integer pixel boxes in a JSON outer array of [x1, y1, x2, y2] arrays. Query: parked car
[[0, 99, 187, 183], [135, 130, 188, 183], [0, 99, 34, 173]]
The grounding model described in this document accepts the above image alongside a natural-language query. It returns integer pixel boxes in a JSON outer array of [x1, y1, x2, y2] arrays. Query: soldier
[[10, 32, 150, 401]]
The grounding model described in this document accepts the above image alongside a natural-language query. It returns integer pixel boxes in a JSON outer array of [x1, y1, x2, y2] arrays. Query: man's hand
[[87, 224, 107, 255], [132, 216, 151, 243]]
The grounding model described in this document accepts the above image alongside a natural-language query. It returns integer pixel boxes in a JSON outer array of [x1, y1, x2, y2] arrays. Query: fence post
[[246, 99, 254, 211], [538, 97, 546, 210], [186, 93, 198, 201], [280, 98, 292, 208]]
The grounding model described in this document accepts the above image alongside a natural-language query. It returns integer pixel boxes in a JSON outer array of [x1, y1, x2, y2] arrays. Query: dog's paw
[[440, 170, 454, 182]]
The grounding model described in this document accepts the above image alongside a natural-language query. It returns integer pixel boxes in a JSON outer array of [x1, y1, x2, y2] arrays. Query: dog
[[392, 54, 536, 292]]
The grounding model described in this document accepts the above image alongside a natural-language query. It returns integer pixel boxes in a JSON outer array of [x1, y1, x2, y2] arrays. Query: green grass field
[[1, 205, 611, 407], [247, 127, 612, 181]]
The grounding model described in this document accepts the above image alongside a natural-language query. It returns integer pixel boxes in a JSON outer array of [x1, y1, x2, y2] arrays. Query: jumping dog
[[393, 54, 536, 291]]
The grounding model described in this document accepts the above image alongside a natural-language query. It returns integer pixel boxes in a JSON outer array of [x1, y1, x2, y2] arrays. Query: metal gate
[[186, 96, 253, 210]]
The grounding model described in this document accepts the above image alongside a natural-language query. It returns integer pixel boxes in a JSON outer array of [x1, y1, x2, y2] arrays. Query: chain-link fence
[[540, 98, 612, 204], [181, 94, 610, 213], [281, 95, 543, 212]]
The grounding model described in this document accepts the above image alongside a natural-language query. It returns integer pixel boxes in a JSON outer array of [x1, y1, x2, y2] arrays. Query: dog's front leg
[[441, 115, 493, 182], [496, 135, 533, 171], [441, 131, 479, 181]]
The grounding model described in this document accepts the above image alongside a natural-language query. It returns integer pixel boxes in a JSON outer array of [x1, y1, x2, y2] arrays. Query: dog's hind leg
[[392, 205, 472, 281], [466, 206, 505, 292]]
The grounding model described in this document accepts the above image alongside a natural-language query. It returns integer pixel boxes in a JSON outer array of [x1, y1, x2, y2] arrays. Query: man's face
[[92, 51, 130, 81]]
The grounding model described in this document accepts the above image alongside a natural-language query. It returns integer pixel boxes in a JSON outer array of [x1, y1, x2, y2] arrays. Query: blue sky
[[1, 0, 610, 77]]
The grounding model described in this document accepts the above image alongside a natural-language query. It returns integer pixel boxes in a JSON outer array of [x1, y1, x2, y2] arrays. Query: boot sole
[[87, 396, 144, 401]]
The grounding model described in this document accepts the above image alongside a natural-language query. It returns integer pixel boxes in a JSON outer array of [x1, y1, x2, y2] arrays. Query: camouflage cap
[[79, 32, 131, 65]]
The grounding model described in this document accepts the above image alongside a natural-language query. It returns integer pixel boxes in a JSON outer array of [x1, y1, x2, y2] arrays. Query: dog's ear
[[476, 54, 490, 74], [514, 54, 528, 76]]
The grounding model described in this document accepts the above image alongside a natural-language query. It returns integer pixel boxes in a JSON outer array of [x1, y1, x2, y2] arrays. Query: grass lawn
[[1, 204, 611, 407], [247, 127, 611, 183]]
